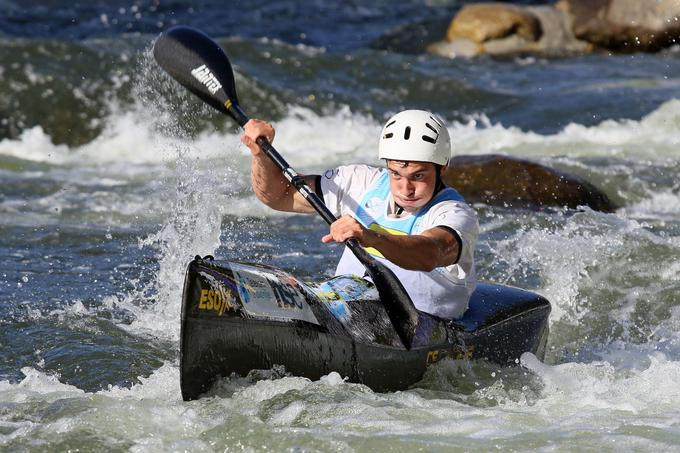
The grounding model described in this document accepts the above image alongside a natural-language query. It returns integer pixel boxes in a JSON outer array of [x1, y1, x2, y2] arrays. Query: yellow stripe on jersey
[[363, 223, 407, 258]]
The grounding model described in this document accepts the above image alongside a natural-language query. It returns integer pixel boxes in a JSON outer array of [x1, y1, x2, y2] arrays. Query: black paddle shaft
[[227, 104, 364, 251], [257, 134, 386, 264], [153, 25, 419, 349]]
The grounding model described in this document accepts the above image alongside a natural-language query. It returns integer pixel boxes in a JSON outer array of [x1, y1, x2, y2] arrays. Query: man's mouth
[[397, 196, 419, 204]]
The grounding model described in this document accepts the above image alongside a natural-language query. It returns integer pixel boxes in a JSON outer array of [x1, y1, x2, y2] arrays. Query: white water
[[3, 99, 679, 225], [3, 98, 680, 166], [2, 100, 680, 450]]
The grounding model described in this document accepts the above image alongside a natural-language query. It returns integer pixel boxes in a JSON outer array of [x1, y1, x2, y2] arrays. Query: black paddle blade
[[352, 245, 418, 349], [153, 26, 246, 125]]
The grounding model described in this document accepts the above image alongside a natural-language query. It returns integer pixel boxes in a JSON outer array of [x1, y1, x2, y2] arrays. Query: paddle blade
[[353, 245, 419, 349], [153, 26, 244, 124]]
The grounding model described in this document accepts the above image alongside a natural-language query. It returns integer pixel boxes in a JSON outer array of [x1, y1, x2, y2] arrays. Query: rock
[[444, 154, 616, 212], [556, 0, 680, 51], [429, 3, 591, 58], [524, 6, 593, 55], [447, 3, 543, 44]]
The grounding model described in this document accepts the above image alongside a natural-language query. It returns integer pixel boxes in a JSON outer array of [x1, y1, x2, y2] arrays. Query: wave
[[1, 99, 678, 233], [452, 98, 680, 160], [3, 98, 680, 166]]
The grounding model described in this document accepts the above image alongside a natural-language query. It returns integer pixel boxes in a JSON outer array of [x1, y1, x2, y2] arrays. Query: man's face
[[386, 160, 439, 212]]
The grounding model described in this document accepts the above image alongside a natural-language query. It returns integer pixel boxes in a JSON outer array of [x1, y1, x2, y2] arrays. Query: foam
[[452, 98, 680, 159], [522, 352, 680, 414], [4, 355, 680, 450], [0, 126, 72, 164], [624, 190, 680, 218], [2, 99, 679, 179], [3, 94, 680, 172], [0, 367, 84, 400]]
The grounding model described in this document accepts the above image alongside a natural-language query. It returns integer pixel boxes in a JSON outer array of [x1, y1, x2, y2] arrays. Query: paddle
[[153, 26, 419, 349]]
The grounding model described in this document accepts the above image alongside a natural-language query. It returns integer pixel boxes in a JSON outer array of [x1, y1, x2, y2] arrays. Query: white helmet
[[378, 110, 451, 166]]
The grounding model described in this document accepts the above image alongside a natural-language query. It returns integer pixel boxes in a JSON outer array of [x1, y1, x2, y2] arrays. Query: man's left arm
[[372, 225, 461, 271], [322, 215, 460, 272]]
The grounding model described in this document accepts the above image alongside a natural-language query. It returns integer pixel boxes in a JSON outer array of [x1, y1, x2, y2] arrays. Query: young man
[[241, 110, 478, 319]]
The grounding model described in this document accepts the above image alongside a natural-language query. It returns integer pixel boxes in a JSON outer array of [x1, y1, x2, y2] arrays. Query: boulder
[[446, 3, 543, 44], [445, 154, 616, 212], [524, 6, 593, 55], [428, 0, 680, 58], [429, 3, 591, 58], [556, 0, 680, 52]]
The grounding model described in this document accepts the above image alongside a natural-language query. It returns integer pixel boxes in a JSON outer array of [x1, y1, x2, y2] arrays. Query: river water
[[2, 1, 680, 451]]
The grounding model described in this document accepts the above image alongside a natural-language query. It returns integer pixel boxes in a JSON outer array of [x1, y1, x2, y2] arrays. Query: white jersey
[[319, 164, 479, 319]]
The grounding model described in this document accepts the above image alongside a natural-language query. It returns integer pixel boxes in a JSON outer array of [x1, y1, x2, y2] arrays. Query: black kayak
[[179, 256, 551, 400]]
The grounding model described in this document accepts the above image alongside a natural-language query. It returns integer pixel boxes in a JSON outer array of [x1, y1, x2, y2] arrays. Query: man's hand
[[241, 119, 275, 156], [322, 215, 376, 247]]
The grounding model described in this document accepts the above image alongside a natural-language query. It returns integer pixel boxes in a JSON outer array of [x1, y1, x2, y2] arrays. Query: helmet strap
[[434, 164, 446, 194]]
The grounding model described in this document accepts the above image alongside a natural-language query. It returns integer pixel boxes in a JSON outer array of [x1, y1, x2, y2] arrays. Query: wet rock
[[428, 0, 680, 58], [429, 3, 591, 58], [524, 6, 593, 55], [446, 3, 543, 44], [445, 154, 616, 212], [556, 0, 680, 52]]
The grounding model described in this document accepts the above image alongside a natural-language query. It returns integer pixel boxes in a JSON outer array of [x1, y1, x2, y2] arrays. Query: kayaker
[[241, 110, 478, 319]]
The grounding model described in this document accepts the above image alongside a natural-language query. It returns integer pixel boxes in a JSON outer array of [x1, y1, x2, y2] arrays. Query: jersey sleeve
[[319, 164, 383, 218], [421, 200, 479, 275]]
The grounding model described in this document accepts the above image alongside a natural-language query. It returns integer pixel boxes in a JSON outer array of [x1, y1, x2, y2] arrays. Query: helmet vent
[[429, 115, 443, 127], [385, 120, 396, 128], [425, 122, 438, 134], [421, 135, 436, 144], [383, 133, 393, 139], [404, 126, 411, 140]]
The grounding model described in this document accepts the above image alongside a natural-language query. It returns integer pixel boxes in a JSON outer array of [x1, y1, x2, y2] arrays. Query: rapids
[[1, 1, 680, 450]]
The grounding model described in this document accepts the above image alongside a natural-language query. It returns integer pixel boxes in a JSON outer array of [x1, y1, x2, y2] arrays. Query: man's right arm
[[242, 119, 318, 214]]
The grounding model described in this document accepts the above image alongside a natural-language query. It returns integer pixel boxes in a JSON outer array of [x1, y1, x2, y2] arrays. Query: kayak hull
[[180, 257, 550, 400]]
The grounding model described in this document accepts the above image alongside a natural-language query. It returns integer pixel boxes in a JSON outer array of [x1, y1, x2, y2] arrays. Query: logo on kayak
[[230, 263, 320, 325], [271, 276, 305, 310], [426, 345, 474, 364], [191, 64, 222, 95], [198, 288, 232, 316]]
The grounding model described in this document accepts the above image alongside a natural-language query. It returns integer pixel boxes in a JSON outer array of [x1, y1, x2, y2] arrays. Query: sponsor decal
[[325, 299, 350, 322], [230, 263, 319, 325], [190, 64, 223, 95], [426, 345, 474, 364], [272, 275, 305, 309], [198, 288, 232, 316]]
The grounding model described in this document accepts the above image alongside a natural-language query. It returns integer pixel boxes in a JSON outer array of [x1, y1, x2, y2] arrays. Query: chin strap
[[435, 164, 446, 194]]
